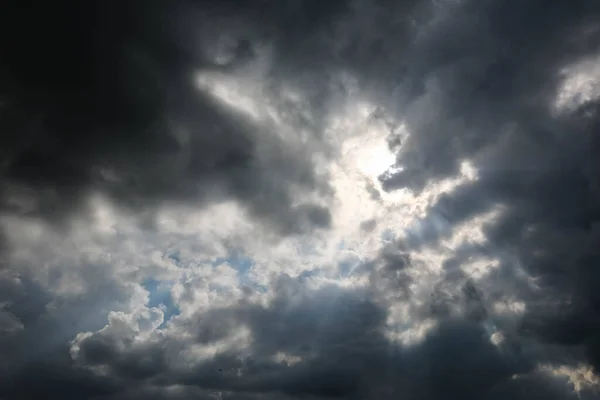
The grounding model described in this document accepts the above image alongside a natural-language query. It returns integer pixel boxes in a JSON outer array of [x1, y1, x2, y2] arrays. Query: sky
[[1, 0, 600, 399]]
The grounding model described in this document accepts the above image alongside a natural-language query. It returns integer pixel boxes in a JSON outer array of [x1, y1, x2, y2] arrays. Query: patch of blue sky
[[253, 284, 269, 293], [403, 211, 451, 247], [167, 250, 181, 266], [214, 252, 268, 292], [338, 260, 354, 277], [142, 278, 180, 328], [337, 254, 362, 278], [214, 253, 253, 277]]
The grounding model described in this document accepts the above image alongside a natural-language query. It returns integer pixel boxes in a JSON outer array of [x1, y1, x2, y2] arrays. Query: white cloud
[[555, 54, 600, 114]]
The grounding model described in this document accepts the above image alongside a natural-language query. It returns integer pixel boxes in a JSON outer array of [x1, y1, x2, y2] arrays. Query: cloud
[[373, 0, 600, 378], [0, 0, 333, 235], [1, 0, 600, 399]]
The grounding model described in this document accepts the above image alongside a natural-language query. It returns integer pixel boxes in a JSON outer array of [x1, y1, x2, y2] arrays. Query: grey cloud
[[358, 0, 600, 394], [378, 1, 600, 192], [0, 262, 146, 400], [369, 0, 600, 385], [0, 355, 119, 400], [484, 371, 593, 400], [66, 274, 582, 400], [0, 0, 335, 235], [71, 281, 385, 398], [2, 0, 600, 399]]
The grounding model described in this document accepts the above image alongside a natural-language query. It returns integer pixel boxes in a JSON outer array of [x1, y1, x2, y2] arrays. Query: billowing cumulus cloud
[[1, 0, 600, 399]]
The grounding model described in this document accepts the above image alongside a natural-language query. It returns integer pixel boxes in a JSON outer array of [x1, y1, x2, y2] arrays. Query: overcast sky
[[1, 1, 600, 399]]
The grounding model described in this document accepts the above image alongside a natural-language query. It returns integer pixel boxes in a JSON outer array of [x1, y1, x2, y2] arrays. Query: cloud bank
[[1, 0, 600, 399]]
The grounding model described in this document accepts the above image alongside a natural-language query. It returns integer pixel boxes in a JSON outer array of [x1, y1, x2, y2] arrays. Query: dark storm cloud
[[349, 0, 600, 397], [377, 1, 600, 191], [0, 0, 337, 234], [2, 0, 600, 399], [0, 348, 120, 400], [0, 266, 142, 399], [370, 0, 600, 379], [71, 279, 386, 398], [9, 255, 584, 400], [68, 275, 585, 400]]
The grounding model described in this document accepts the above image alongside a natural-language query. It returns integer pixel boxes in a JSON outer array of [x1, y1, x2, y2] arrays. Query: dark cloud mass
[[0, 0, 333, 233], [1, 0, 600, 399]]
